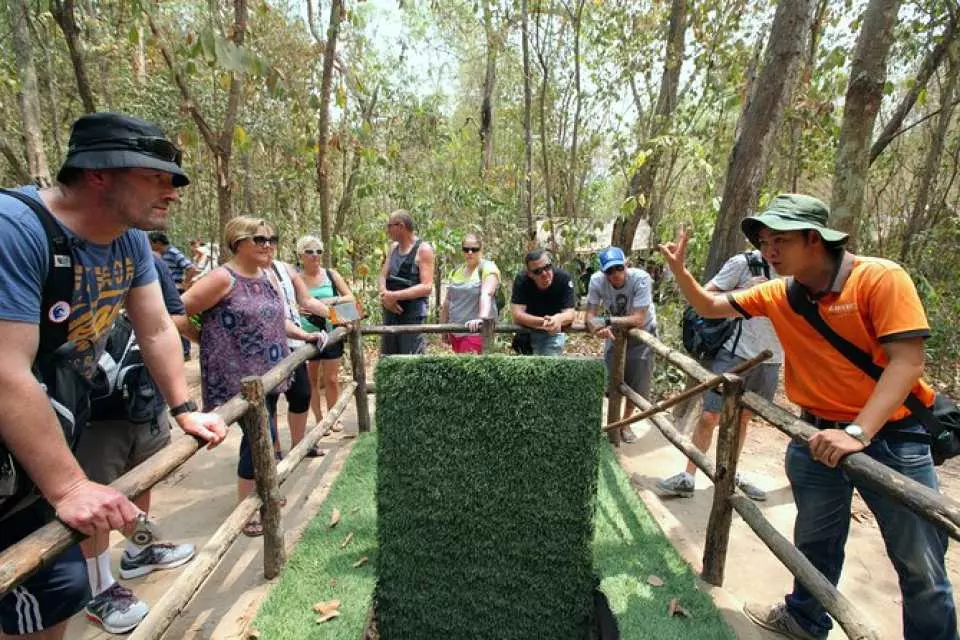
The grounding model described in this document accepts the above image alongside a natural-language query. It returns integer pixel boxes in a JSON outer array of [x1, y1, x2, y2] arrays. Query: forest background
[[2, 0, 958, 392]]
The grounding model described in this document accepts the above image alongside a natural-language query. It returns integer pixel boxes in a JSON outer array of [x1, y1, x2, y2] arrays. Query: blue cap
[[598, 246, 626, 272]]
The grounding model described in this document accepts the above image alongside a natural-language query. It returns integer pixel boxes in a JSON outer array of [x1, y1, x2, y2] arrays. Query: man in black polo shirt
[[510, 250, 576, 355]]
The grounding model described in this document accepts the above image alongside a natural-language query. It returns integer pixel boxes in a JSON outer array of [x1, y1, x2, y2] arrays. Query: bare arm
[[288, 267, 329, 318], [857, 338, 927, 437], [478, 272, 498, 320], [0, 321, 139, 533], [328, 269, 356, 303], [511, 303, 543, 330], [180, 267, 233, 316]]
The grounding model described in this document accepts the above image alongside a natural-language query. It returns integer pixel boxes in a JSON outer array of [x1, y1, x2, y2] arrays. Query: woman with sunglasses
[[440, 233, 501, 354], [178, 217, 325, 537], [296, 235, 356, 432]]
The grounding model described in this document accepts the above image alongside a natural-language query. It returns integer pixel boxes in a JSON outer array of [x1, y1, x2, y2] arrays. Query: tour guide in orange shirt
[[659, 194, 956, 640]]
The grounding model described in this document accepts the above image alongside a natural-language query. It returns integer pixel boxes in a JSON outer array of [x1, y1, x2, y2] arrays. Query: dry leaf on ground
[[341, 531, 354, 549], [316, 611, 341, 624], [647, 575, 664, 587], [312, 600, 341, 615], [668, 598, 691, 618], [329, 508, 341, 528], [352, 556, 369, 568]]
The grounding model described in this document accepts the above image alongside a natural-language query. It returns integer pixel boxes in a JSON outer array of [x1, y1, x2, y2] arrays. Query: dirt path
[[66, 360, 364, 640], [619, 411, 960, 640]]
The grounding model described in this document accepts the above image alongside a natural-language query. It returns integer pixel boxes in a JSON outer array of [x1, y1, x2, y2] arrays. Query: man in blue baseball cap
[[585, 247, 658, 443]]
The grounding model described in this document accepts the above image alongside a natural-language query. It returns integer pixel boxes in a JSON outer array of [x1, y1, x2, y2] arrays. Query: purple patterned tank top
[[199, 267, 291, 411]]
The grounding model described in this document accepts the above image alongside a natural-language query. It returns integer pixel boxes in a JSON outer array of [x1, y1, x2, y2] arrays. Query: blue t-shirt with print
[[0, 186, 157, 379]]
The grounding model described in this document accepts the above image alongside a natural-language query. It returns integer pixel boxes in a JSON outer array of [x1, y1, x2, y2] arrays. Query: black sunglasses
[[251, 235, 279, 247], [530, 263, 553, 276], [604, 265, 626, 275], [302, 248, 323, 256], [462, 246, 481, 253], [77, 136, 183, 166]]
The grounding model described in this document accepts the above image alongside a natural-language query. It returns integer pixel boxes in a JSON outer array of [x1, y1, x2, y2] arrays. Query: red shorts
[[450, 334, 483, 354]]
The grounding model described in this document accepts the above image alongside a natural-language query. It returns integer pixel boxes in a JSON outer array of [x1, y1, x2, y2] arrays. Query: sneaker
[[85, 582, 149, 634], [736, 473, 767, 501], [743, 602, 817, 640], [655, 472, 695, 498], [119, 542, 196, 579], [620, 428, 637, 444]]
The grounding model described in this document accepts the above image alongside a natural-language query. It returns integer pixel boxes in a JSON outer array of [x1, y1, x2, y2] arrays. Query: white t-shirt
[[708, 251, 784, 363], [586, 267, 657, 332]]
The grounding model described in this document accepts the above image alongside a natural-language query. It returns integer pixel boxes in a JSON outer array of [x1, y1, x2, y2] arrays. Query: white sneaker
[[84, 583, 149, 634], [119, 542, 196, 579]]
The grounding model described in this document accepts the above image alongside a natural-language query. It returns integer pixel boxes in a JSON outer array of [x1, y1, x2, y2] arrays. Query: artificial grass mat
[[375, 355, 605, 640]]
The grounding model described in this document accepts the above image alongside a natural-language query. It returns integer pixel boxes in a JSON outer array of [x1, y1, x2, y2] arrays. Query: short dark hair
[[525, 249, 548, 267], [148, 231, 170, 245]]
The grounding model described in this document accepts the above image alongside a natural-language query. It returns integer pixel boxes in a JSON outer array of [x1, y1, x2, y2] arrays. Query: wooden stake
[[348, 322, 371, 433], [606, 329, 628, 446]]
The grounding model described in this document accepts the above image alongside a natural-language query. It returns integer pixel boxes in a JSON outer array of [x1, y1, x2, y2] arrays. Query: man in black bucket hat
[[0, 113, 227, 639], [659, 193, 956, 640]]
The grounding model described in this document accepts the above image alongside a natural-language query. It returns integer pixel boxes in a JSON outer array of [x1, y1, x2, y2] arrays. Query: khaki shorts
[[74, 413, 172, 485]]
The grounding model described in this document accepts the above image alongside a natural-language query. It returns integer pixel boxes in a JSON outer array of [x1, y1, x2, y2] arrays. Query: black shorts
[[0, 500, 90, 634], [270, 362, 311, 414], [311, 337, 345, 361]]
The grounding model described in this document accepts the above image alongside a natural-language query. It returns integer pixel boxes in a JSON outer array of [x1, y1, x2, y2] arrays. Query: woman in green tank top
[[297, 235, 356, 432]]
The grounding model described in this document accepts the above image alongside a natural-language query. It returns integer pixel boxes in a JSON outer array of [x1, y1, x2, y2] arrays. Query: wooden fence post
[[606, 329, 627, 446], [239, 377, 286, 579], [701, 373, 745, 586], [481, 317, 496, 354], [349, 321, 371, 433]]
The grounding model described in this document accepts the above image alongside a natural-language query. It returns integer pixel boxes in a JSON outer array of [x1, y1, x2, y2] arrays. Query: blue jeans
[[530, 331, 566, 356], [784, 428, 958, 640]]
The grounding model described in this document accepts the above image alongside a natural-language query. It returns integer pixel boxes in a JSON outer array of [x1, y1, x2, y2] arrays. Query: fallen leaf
[[668, 598, 691, 618], [312, 599, 341, 615], [851, 510, 872, 524], [340, 531, 354, 549], [349, 506, 360, 514], [316, 610, 341, 624], [647, 575, 664, 587], [352, 556, 368, 568], [329, 508, 341, 528]]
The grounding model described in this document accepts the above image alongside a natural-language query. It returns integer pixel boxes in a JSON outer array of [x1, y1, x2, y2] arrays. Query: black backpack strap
[[744, 250, 770, 280], [0, 189, 73, 351], [785, 278, 937, 437], [395, 239, 421, 279], [326, 268, 342, 297]]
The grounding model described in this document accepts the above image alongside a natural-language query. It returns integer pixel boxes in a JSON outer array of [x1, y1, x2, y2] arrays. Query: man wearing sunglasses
[[510, 250, 576, 355], [0, 113, 227, 640], [585, 247, 658, 443], [379, 210, 435, 355]]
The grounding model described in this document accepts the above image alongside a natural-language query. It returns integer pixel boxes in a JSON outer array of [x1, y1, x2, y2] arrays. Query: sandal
[[307, 444, 327, 458], [331, 421, 344, 433], [243, 519, 264, 537]]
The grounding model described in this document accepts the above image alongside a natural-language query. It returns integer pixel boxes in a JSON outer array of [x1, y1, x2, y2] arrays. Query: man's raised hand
[[658, 225, 690, 275]]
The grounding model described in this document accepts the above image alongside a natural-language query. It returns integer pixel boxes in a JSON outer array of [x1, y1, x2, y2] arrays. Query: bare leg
[[685, 411, 720, 476], [322, 359, 340, 428], [306, 361, 324, 424], [288, 410, 308, 447]]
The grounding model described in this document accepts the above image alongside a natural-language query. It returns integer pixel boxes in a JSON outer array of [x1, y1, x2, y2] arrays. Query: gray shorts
[[604, 338, 655, 398], [703, 348, 780, 413], [74, 412, 172, 485]]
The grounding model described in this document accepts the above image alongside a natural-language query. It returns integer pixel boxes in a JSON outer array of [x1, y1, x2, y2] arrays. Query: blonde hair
[[224, 216, 272, 252], [296, 235, 323, 254]]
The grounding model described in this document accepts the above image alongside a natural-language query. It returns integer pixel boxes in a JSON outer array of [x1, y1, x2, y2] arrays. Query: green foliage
[[374, 355, 605, 640], [253, 434, 378, 639]]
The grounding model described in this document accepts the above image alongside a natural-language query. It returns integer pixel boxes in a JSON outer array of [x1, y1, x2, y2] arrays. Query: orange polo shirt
[[728, 255, 935, 422]]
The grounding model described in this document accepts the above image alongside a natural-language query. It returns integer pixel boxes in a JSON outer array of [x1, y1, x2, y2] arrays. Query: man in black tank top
[[378, 210, 436, 355]]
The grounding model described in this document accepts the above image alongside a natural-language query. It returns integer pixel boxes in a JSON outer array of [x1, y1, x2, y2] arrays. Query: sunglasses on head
[[251, 235, 279, 247], [604, 264, 626, 275], [302, 248, 322, 256], [462, 246, 481, 253], [78, 136, 183, 166], [530, 263, 553, 276]]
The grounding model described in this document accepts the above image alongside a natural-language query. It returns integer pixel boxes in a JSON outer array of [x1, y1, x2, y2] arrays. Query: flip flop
[[307, 444, 327, 458], [243, 519, 264, 537]]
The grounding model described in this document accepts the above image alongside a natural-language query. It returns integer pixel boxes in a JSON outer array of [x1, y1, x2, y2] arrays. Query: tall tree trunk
[[335, 86, 380, 235], [0, 138, 32, 184], [870, 10, 958, 164], [50, 0, 97, 113], [37, 19, 63, 158], [564, 0, 585, 221], [316, 0, 342, 268], [830, 0, 903, 238], [480, 0, 499, 175], [12, 0, 51, 186], [133, 24, 147, 85], [241, 149, 254, 214], [704, 0, 817, 278], [521, 0, 534, 245], [535, 6, 554, 229], [899, 45, 960, 263], [612, 0, 687, 251]]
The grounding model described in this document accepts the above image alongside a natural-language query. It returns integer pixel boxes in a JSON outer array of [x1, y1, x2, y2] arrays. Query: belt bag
[[786, 279, 960, 465]]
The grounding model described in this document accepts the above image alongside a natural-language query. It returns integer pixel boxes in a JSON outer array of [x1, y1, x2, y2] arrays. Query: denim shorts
[[703, 348, 780, 413]]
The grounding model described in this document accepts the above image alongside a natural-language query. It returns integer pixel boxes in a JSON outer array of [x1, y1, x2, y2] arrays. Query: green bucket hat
[[741, 194, 847, 248]]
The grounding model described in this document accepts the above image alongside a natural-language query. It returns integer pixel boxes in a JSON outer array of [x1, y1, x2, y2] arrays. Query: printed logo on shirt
[[826, 302, 858, 315], [67, 257, 137, 378], [48, 300, 70, 323]]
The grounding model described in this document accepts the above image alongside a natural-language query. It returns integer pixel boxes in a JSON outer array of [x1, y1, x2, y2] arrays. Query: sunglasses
[[251, 235, 279, 247], [386, 222, 402, 228], [462, 246, 481, 253], [302, 248, 323, 256], [604, 265, 626, 275], [76, 136, 183, 166], [530, 264, 553, 276]]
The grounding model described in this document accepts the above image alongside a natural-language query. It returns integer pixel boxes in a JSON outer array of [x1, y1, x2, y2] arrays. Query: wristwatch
[[843, 424, 871, 446], [170, 400, 198, 418]]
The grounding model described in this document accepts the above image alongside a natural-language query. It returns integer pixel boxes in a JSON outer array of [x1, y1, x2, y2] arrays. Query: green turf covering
[[374, 355, 605, 640]]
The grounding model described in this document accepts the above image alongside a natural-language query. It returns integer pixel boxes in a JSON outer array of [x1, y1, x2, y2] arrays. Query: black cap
[[57, 113, 190, 187]]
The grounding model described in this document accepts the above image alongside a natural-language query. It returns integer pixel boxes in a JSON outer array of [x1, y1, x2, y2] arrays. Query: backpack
[[0, 189, 92, 516], [681, 251, 769, 361], [89, 313, 164, 424]]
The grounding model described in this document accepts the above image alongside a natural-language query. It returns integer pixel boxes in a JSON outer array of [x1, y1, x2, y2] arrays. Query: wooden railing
[[2, 320, 957, 640]]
